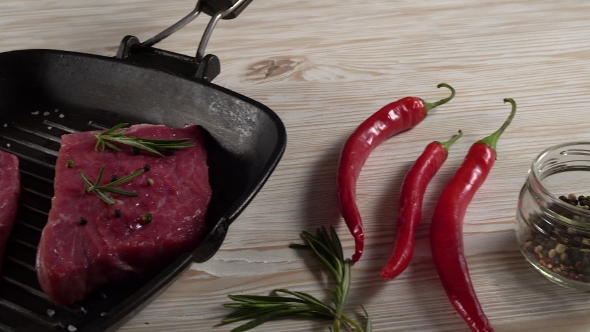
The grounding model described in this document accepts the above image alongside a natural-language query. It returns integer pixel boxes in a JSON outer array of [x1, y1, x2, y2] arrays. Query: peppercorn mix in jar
[[517, 142, 590, 290]]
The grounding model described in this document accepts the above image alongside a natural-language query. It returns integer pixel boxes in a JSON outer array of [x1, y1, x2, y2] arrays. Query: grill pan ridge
[[0, 0, 286, 331]]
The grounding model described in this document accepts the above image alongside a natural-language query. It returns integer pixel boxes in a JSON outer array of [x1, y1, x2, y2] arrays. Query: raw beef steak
[[36, 124, 212, 306], [0, 151, 20, 270]]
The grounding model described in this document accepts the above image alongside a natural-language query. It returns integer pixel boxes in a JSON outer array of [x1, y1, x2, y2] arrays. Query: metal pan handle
[[117, 0, 252, 81], [201, 0, 253, 20], [194, 0, 253, 62], [138, 0, 251, 55]]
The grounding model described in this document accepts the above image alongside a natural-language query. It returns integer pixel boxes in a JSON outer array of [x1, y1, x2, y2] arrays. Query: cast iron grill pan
[[0, 2, 286, 330], [0, 51, 286, 331]]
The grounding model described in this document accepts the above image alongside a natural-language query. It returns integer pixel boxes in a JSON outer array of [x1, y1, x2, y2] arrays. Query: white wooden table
[[2, 1, 590, 331]]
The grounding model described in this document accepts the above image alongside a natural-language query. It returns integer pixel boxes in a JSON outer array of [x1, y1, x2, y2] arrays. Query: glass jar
[[517, 142, 590, 290]]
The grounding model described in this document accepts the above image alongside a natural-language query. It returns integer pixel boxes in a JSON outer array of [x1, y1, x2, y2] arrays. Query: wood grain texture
[[3, 0, 590, 331]]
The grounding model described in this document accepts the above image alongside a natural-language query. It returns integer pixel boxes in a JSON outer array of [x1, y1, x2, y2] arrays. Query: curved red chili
[[380, 130, 463, 281], [430, 99, 517, 332], [337, 83, 455, 263]]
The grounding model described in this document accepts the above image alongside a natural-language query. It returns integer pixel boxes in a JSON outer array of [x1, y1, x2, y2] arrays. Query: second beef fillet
[[36, 124, 212, 306]]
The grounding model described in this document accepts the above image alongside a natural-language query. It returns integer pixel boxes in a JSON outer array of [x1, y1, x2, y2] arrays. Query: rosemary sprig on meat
[[79, 166, 145, 205], [222, 227, 371, 332], [93, 123, 195, 157]]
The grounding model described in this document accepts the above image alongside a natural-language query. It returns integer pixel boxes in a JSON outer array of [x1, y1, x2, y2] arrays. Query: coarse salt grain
[[6, 143, 10, 147], [100, 312, 106, 317], [48, 126, 52, 130], [47, 309, 55, 317], [2, 124, 6, 127], [54, 109, 59, 112], [43, 111, 50, 116], [59, 114, 65, 118], [31, 111, 39, 115], [68, 325, 77, 331]]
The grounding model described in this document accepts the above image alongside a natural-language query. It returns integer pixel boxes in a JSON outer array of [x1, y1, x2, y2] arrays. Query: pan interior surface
[[0, 49, 286, 331]]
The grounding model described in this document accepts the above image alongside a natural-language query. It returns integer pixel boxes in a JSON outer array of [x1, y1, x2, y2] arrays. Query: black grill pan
[[0, 0, 286, 331]]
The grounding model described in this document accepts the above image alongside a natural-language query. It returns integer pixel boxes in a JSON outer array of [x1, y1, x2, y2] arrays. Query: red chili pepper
[[430, 98, 517, 332], [337, 83, 455, 263], [380, 130, 463, 280]]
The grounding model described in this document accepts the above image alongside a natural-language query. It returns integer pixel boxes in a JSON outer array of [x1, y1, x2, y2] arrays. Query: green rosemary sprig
[[79, 166, 145, 205], [222, 227, 371, 332], [93, 123, 195, 157]]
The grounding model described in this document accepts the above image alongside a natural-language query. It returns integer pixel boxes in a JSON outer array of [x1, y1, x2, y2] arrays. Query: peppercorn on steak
[[36, 124, 212, 306], [0, 151, 20, 271]]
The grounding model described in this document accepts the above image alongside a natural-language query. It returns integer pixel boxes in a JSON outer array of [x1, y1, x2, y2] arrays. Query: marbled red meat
[[0, 151, 20, 270], [36, 124, 211, 306]]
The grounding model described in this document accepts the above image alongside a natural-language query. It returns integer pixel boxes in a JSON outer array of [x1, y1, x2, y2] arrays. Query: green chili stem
[[478, 98, 517, 152], [422, 83, 456, 112], [438, 130, 463, 151]]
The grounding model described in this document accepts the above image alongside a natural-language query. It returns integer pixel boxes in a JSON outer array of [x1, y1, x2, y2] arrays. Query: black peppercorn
[[131, 147, 139, 155], [142, 213, 152, 224], [79, 217, 87, 226], [143, 164, 150, 172], [114, 209, 122, 218]]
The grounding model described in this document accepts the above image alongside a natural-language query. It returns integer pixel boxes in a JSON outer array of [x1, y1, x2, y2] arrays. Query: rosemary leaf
[[79, 171, 95, 189], [79, 166, 144, 205], [362, 306, 372, 332], [93, 123, 195, 156], [104, 141, 122, 151], [94, 139, 102, 152], [222, 227, 371, 332], [102, 122, 128, 135], [97, 187, 139, 197], [105, 169, 145, 187], [138, 138, 196, 144], [274, 289, 333, 313], [223, 303, 332, 326], [330, 226, 345, 262], [341, 260, 352, 303], [112, 138, 162, 156], [223, 303, 288, 310], [230, 307, 318, 332], [96, 165, 106, 185], [228, 295, 307, 304], [301, 231, 341, 282], [222, 304, 296, 324], [288, 243, 310, 250], [95, 189, 116, 205]]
